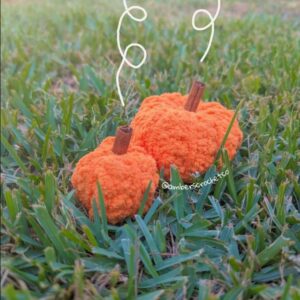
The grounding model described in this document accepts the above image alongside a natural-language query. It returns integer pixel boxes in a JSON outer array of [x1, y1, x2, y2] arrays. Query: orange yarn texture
[[131, 93, 243, 182], [71, 137, 159, 224]]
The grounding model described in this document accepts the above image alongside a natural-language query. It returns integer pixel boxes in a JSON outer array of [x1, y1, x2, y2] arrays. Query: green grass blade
[[222, 149, 238, 203], [121, 239, 138, 299], [196, 166, 217, 210], [137, 290, 164, 300], [139, 243, 159, 278], [44, 171, 56, 213], [140, 268, 185, 288], [81, 224, 98, 247], [135, 215, 163, 265], [215, 99, 245, 163], [1, 134, 27, 172], [155, 250, 203, 271], [138, 181, 152, 216], [33, 205, 74, 263], [92, 247, 123, 260], [4, 190, 19, 222], [97, 182, 108, 237], [170, 167, 185, 222], [144, 198, 161, 224], [257, 236, 291, 267]]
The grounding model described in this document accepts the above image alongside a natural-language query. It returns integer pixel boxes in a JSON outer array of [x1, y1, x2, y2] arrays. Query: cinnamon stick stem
[[184, 81, 205, 112], [112, 125, 133, 155]]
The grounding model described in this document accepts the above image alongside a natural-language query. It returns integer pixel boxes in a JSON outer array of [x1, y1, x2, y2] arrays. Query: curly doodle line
[[192, 0, 221, 62], [116, 0, 147, 106]]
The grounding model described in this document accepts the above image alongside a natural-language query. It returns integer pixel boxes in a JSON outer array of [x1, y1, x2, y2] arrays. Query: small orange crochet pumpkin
[[71, 126, 159, 224], [131, 81, 243, 182]]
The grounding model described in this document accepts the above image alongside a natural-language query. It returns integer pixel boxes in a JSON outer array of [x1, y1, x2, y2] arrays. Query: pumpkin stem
[[112, 125, 133, 155], [184, 81, 205, 112]]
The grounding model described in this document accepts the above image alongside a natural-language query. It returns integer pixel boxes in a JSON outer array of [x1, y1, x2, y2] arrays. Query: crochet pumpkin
[[71, 126, 159, 224], [131, 81, 243, 182]]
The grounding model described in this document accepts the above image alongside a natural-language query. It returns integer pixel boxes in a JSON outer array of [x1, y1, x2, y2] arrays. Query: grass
[[1, 0, 300, 299]]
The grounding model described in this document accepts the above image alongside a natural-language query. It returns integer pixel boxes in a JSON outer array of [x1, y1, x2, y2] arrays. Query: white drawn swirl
[[116, 0, 148, 106], [192, 0, 221, 62]]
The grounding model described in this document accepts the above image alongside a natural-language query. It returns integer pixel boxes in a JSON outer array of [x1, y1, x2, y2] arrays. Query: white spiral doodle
[[192, 0, 221, 62], [116, 0, 148, 106]]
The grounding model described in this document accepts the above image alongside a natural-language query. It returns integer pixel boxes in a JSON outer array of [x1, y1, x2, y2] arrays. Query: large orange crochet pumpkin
[[131, 81, 243, 182], [71, 126, 159, 224]]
